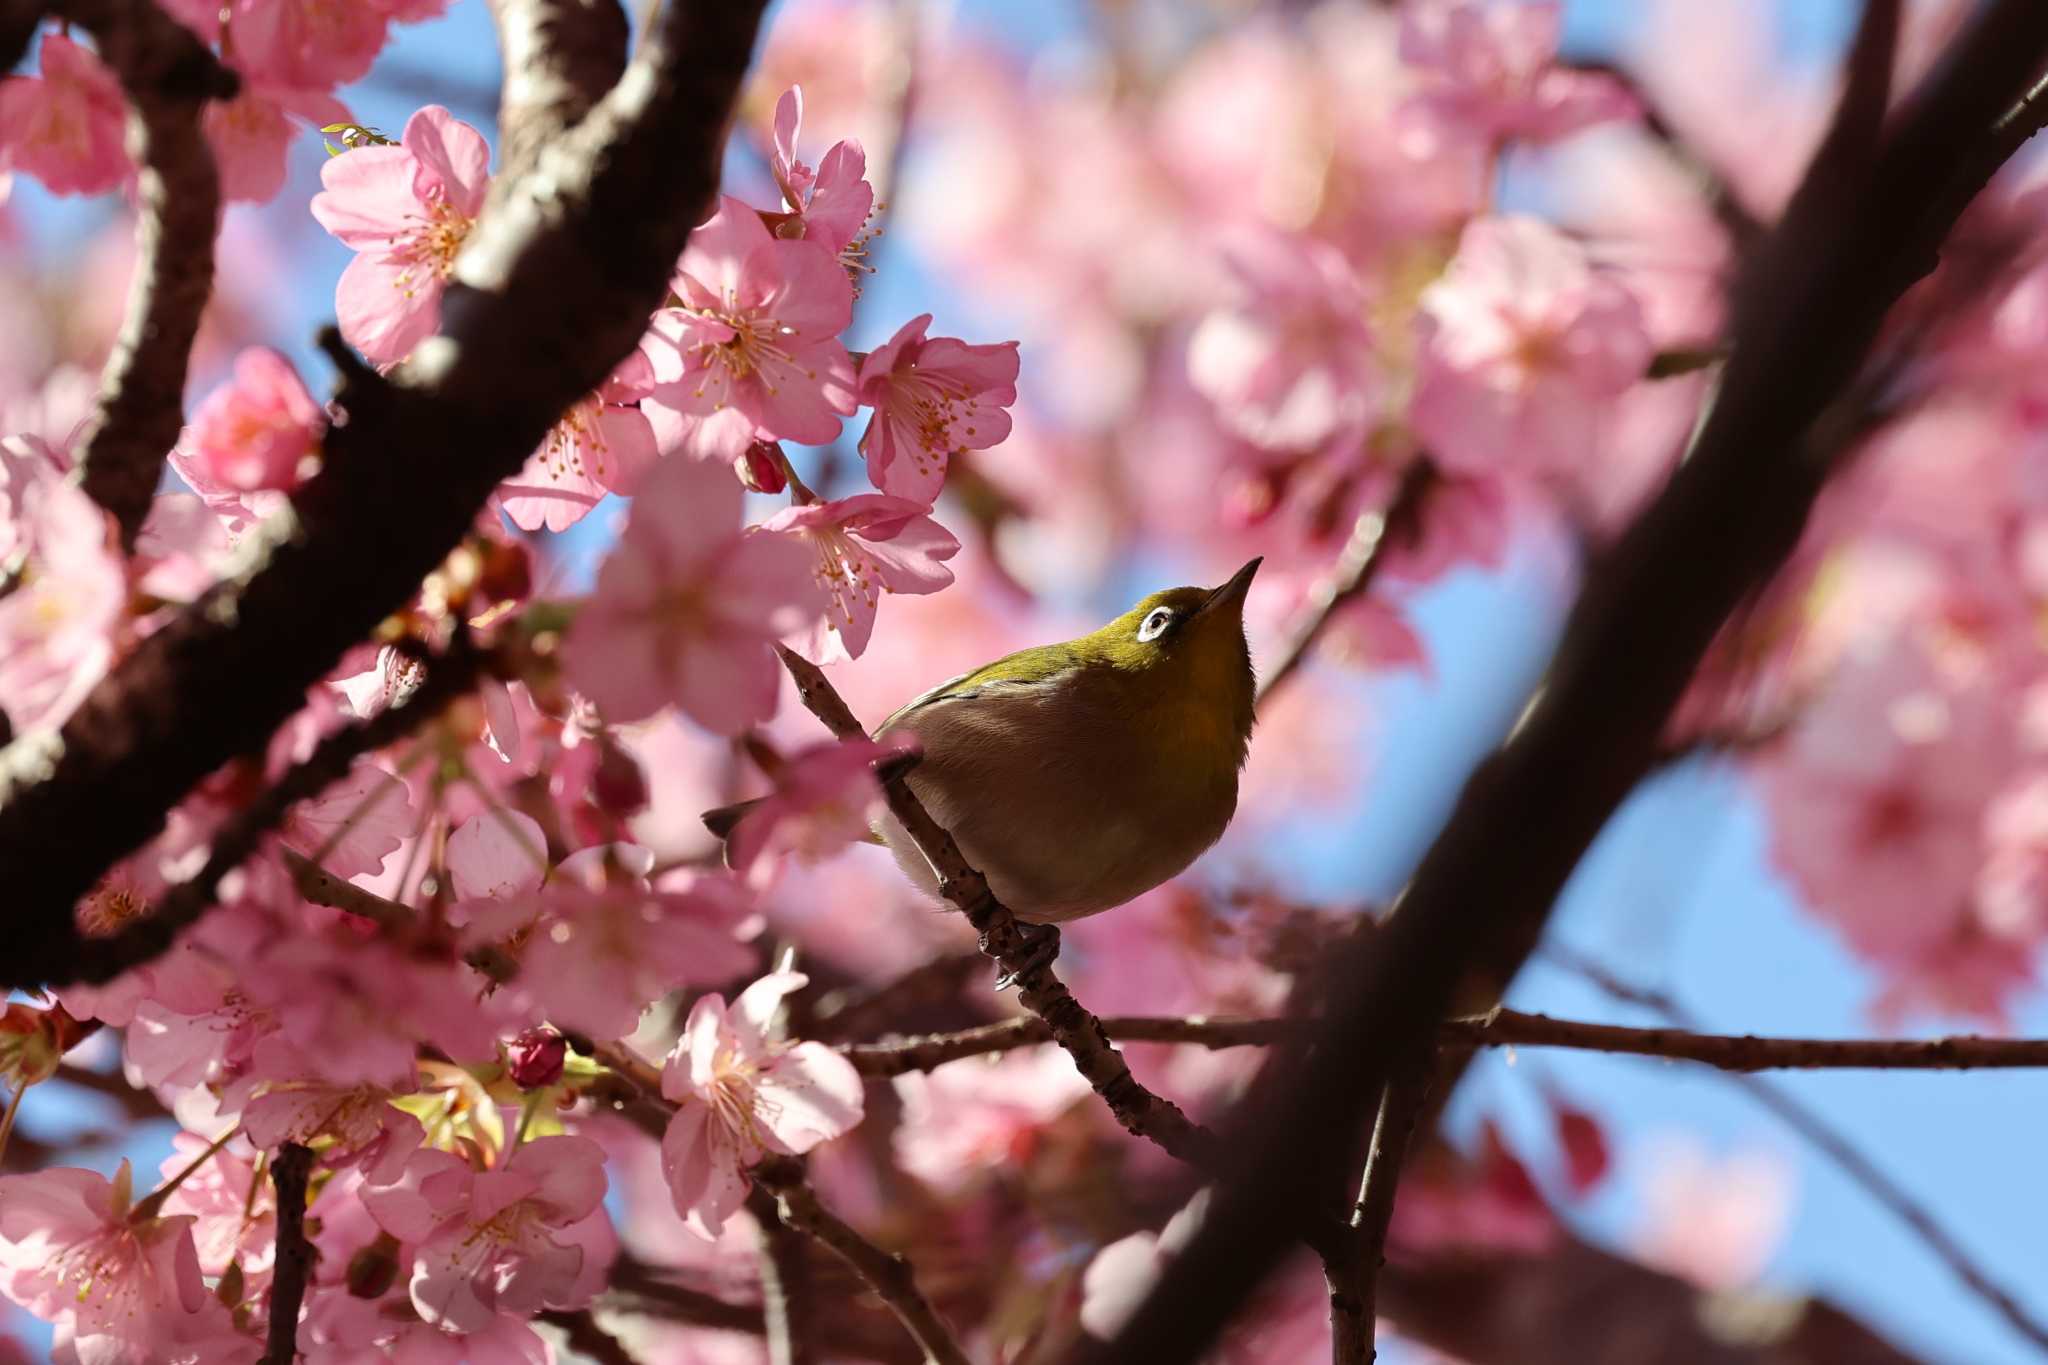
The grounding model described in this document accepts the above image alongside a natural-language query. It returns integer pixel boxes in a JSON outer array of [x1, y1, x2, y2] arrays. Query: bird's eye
[[1138, 608, 1175, 643]]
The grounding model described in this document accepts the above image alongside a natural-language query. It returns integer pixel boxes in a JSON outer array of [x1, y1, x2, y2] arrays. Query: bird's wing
[[877, 643, 1076, 734]]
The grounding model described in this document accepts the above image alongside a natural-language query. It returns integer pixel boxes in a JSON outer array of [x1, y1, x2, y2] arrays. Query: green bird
[[707, 558, 1260, 959]]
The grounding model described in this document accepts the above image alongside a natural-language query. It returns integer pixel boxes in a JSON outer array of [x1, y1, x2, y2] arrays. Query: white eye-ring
[[1138, 607, 1175, 642]]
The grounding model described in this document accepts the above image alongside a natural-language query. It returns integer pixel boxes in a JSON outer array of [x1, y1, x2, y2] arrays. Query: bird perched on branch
[[705, 559, 1261, 968]]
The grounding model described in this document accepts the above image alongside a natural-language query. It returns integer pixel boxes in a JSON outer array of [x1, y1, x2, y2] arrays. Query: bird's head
[[1083, 557, 1261, 752]]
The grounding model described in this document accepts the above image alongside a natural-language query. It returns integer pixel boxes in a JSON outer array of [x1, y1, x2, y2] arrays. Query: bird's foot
[[987, 920, 1060, 992]]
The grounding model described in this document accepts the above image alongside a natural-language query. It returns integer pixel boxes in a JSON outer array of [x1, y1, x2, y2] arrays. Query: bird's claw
[[987, 921, 1060, 991]]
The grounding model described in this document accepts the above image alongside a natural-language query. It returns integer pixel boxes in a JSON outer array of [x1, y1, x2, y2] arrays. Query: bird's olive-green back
[[881, 585, 1256, 769]]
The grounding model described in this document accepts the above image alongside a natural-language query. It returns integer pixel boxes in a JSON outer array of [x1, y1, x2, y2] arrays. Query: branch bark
[[1080, 5, 2048, 1360], [753, 1156, 972, 1365], [487, 0, 629, 181], [262, 1142, 314, 1365], [54, 0, 237, 548], [0, 0, 770, 991]]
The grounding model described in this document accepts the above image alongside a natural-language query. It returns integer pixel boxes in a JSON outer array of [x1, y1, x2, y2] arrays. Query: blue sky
[[9, 2, 2046, 1362]]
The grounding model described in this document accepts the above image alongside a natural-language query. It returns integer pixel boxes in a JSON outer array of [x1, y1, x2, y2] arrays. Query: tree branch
[[487, 0, 629, 182], [54, 0, 237, 548], [753, 1156, 971, 1365], [0, 0, 771, 991], [840, 1014, 1297, 1076], [776, 646, 1226, 1169], [1547, 945, 2048, 1356], [1255, 458, 1436, 709], [262, 1142, 314, 1365], [1082, 5, 2048, 1349], [841, 1006, 2048, 1076], [1331, 1064, 1426, 1365], [538, 1309, 639, 1365], [62, 638, 488, 986]]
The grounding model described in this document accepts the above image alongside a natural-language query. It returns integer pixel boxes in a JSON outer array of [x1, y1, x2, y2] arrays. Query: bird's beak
[[1199, 557, 1261, 618]]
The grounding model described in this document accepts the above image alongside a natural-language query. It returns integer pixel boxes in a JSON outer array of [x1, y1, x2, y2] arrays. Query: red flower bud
[[508, 1027, 567, 1090]]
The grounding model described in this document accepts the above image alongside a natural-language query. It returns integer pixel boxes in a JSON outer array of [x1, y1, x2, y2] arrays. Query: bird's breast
[[875, 675, 1243, 922]]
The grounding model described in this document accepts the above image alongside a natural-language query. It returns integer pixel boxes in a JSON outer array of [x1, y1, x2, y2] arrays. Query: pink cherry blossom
[[362, 1136, 610, 1334], [310, 105, 491, 364], [154, 1135, 274, 1277], [0, 1161, 230, 1361], [204, 82, 350, 204], [891, 1047, 1089, 1189], [1399, 0, 1638, 146], [459, 851, 757, 1040], [279, 762, 414, 880], [0, 31, 129, 197], [1411, 214, 1652, 480], [563, 452, 824, 730], [496, 347, 660, 533], [180, 347, 326, 493], [1187, 231, 1382, 458], [1633, 1140, 1792, 1290], [659, 971, 864, 1239], [1080, 1190, 1208, 1338], [725, 737, 896, 886], [856, 312, 1020, 503], [445, 809, 549, 901], [762, 493, 961, 662], [768, 85, 876, 264], [643, 195, 857, 459], [0, 469, 123, 736], [226, 0, 391, 91]]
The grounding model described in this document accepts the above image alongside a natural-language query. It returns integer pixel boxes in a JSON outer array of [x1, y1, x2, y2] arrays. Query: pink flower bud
[[737, 440, 789, 495], [507, 1027, 567, 1089]]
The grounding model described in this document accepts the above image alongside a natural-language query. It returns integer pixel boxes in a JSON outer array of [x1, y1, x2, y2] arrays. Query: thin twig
[[1547, 944, 2048, 1356], [55, 0, 237, 547], [810, 949, 990, 1040], [754, 1156, 971, 1365], [775, 646, 1225, 1168], [64, 640, 490, 986], [842, 1006, 2048, 1076], [262, 1142, 314, 1365], [1256, 459, 1436, 709], [280, 845, 516, 980], [1335, 1065, 1427, 1365], [842, 1014, 1297, 1075]]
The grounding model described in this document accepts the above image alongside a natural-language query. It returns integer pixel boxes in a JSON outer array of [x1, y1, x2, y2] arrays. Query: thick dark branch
[[538, 1310, 639, 1365], [262, 1142, 314, 1365], [1256, 459, 1435, 709], [488, 0, 629, 181], [753, 1156, 971, 1365], [1083, 6, 2048, 1360], [776, 647, 1226, 1168], [56, 0, 236, 547], [0, 0, 770, 991]]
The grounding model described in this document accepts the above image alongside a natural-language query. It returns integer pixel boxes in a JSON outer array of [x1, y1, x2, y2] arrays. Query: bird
[[704, 558, 1261, 970]]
